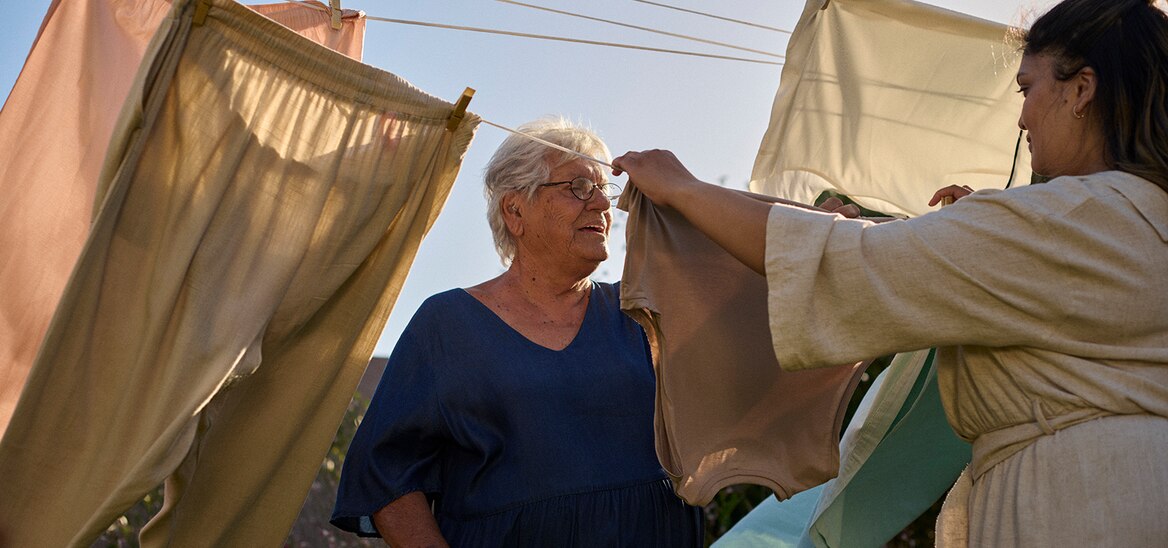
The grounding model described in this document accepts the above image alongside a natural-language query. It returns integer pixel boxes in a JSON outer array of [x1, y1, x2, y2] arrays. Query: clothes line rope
[[632, 0, 792, 35], [284, 1, 737, 169], [481, 119, 614, 168], [496, 0, 784, 59], [361, 15, 783, 66], [286, 1, 781, 66]]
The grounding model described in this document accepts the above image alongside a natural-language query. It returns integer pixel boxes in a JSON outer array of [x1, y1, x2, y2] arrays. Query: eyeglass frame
[[537, 177, 623, 201]]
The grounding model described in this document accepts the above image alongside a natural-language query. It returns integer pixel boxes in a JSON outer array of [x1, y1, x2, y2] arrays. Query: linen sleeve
[[764, 187, 1087, 370], [331, 320, 449, 536]]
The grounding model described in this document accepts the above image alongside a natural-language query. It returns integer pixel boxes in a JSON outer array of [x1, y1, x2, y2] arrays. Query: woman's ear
[[502, 195, 524, 237], [1072, 66, 1098, 117]]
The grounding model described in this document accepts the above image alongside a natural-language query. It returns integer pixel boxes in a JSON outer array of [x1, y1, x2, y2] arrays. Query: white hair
[[483, 116, 611, 264]]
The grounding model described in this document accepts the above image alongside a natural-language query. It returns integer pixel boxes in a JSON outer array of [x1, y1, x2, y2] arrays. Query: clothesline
[[361, 15, 783, 66], [289, 1, 783, 66], [287, 0, 771, 168], [481, 119, 614, 168], [495, 0, 785, 59], [632, 0, 793, 35]]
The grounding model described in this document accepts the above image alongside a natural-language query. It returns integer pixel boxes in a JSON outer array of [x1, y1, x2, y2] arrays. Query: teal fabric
[[713, 486, 824, 547], [716, 350, 971, 548]]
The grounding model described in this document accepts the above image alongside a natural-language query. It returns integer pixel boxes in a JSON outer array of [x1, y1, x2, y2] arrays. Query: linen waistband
[[196, 0, 463, 122], [970, 406, 1113, 479]]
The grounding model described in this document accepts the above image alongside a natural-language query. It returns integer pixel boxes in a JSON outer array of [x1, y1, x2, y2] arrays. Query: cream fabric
[[619, 185, 865, 506], [0, 0, 364, 438], [765, 171, 1168, 545], [750, 0, 1030, 218], [0, 1, 478, 546]]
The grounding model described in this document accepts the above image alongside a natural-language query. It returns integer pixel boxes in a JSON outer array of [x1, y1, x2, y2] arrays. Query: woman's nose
[[587, 189, 612, 210]]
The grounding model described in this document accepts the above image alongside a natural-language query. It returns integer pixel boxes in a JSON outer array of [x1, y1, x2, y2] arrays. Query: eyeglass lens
[[569, 177, 620, 200]]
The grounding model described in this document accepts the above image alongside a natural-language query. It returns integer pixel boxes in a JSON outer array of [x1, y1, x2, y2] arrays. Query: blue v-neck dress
[[332, 282, 702, 546]]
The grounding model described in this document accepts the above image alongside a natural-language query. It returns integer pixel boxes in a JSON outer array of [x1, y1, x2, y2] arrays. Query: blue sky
[[1, 0, 1038, 356]]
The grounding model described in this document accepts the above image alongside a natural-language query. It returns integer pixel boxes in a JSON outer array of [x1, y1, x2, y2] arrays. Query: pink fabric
[[250, 1, 365, 59], [0, 0, 363, 436]]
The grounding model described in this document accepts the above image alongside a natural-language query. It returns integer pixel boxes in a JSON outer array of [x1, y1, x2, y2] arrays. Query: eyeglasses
[[538, 177, 623, 201]]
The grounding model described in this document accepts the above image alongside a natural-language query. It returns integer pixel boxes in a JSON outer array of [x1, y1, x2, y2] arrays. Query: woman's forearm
[[372, 492, 449, 548], [667, 181, 771, 275]]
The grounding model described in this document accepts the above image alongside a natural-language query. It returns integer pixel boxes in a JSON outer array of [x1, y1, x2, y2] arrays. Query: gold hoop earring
[[1072, 107, 1085, 119]]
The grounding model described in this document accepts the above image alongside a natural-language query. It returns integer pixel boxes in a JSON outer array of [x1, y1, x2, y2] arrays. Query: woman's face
[[519, 158, 613, 271], [1016, 52, 1099, 177]]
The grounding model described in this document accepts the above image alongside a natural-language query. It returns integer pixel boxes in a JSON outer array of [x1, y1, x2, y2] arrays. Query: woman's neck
[[496, 259, 592, 309], [465, 260, 595, 351]]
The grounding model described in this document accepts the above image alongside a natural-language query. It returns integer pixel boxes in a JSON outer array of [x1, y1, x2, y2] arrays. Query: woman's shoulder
[[413, 288, 467, 312], [406, 288, 477, 328], [421, 287, 472, 306], [592, 280, 620, 301], [963, 171, 1144, 210], [1013, 171, 1167, 211], [590, 280, 629, 314]]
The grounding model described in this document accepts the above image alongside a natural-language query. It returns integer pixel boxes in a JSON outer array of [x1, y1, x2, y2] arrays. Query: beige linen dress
[[764, 171, 1168, 546]]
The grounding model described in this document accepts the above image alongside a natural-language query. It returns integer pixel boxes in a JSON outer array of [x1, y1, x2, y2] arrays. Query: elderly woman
[[331, 118, 702, 546], [613, 0, 1168, 545]]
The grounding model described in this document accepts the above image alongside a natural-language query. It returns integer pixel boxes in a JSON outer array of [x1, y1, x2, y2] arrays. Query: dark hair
[[1025, 0, 1168, 192]]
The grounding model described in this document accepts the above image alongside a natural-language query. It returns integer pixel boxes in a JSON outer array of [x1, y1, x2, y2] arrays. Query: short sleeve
[[331, 316, 449, 537]]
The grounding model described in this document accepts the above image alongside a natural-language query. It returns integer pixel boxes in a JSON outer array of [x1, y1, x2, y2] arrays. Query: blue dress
[[332, 281, 703, 546]]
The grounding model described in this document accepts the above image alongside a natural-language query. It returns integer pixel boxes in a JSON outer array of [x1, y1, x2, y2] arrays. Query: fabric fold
[[749, 0, 1028, 217], [0, 0, 366, 439], [715, 350, 970, 548], [0, 0, 478, 545], [619, 185, 865, 506]]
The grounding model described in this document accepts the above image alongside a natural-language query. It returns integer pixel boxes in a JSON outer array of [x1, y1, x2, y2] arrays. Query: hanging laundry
[[0, 0, 478, 546], [249, 0, 365, 57], [0, 0, 363, 439], [715, 350, 971, 547], [0, 0, 171, 438], [618, 184, 866, 506], [750, 0, 1029, 218]]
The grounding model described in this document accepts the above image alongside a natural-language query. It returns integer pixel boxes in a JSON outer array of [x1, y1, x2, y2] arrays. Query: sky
[[1, 0, 1049, 357]]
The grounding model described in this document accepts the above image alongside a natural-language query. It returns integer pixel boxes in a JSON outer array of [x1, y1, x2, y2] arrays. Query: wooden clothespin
[[447, 87, 475, 132], [329, 0, 343, 30], [194, 0, 212, 26]]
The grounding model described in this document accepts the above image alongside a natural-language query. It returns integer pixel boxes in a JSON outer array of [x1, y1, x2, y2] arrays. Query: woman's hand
[[611, 149, 703, 209], [818, 196, 862, 218], [928, 184, 975, 207]]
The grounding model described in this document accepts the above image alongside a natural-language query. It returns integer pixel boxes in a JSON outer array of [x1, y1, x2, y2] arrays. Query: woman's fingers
[[611, 150, 700, 208], [818, 197, 861, 218], [928, 184, 975, 206]]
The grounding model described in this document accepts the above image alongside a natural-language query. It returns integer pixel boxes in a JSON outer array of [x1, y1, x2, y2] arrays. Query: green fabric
[[716, 350, 970, 548], [714, 486, 824, 547]]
